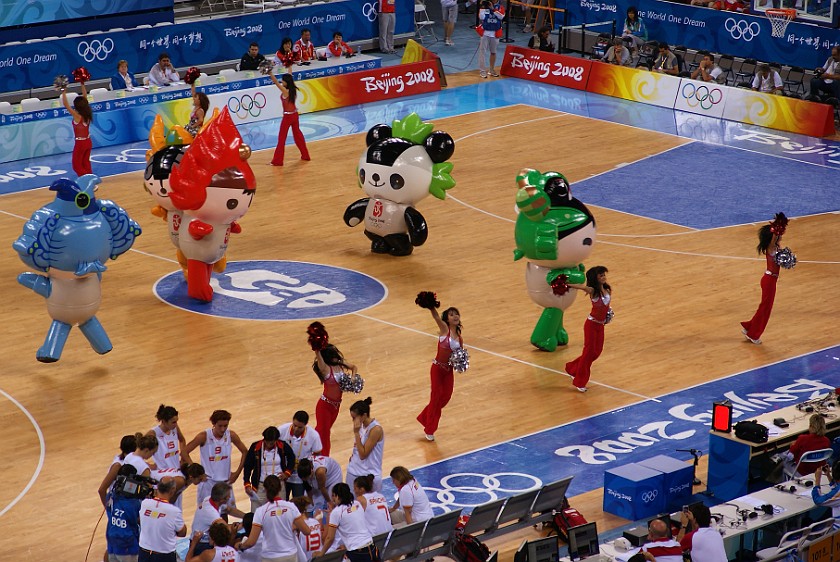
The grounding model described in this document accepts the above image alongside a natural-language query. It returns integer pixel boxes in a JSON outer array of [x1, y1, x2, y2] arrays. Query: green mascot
[[513, 168, 597, 352]]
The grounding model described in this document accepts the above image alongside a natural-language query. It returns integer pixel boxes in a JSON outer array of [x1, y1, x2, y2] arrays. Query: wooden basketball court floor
[[1, 79, 840, 560]]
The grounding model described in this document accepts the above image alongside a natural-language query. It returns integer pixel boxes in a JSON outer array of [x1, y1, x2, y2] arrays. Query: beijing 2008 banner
[[500, 46, 593, 91]]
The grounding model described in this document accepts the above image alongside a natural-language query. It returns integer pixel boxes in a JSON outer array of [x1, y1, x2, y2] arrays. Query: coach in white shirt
[[138, 477, 187, 562], [278, 410, 322, 498]]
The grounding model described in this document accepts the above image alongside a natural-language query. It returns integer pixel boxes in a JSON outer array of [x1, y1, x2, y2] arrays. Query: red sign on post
[[500, 45, 593, 90]]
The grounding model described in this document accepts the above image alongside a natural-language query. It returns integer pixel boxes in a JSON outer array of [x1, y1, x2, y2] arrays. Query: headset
[[737, 504, 774, 521]]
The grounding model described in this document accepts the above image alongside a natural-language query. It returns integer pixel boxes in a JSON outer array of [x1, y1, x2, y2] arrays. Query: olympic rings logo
[[362, 2, 380, 21], [724, 18, 760, 42], [642, 490, 658, 503], [227, 92, 267, 120], [77, 38, 115, 62], [423, 472, 543, 512], [681, 82, 723, 110]]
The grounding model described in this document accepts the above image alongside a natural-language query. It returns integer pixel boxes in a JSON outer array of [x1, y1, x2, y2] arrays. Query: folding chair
[[784, 448, 833, 480], [799, 518, 835, 549], [734, 58, 757, 88], [755, 526, 808, 560], [414, 0, 438, 44], [784, 66, 806, 96], [89, 88, 110, 101], [717, 54, 735, 85]]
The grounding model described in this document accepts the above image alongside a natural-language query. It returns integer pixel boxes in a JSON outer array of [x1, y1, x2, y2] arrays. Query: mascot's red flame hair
[[168, 107, 256, 211]]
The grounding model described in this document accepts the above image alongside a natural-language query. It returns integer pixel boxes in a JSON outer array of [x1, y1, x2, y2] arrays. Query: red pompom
[[769, 212, 788, 236], [550, 274, 570, 296], [415, 291, 440, 310], [72, 66, 91, 83], [184, 66, 201, 85], [307, 321, 329, 351]]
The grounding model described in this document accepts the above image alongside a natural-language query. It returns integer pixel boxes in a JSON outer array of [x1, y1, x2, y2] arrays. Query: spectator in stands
[[294, 29, 316, 64], [378, 0, 397, 54], [61, 81, 93, 177], [629, 519, 683, 562], [240, 42, 267, 71], [690, 53, 724, 83], [810, 46, 840, 101], [689, 0, 715, 6], [621, 6, 647, 54], [528, 26, 555, 52], [752, 63, 783, 94], [677, 503, 727, 562], [276, 37, 298, 71], [325, 32, 355, 59], [652, 42, 679, 75], [138, 477, 187, 562], [477, 0, 505, 79], [441, 0, 458, 46], [813, 461, 840, 529], [602, 37, 631, 66], [711, 0, 747, 12], [148, 52, 180, 86], [782, 414, 831, 477], [110, 60, 137, 91]]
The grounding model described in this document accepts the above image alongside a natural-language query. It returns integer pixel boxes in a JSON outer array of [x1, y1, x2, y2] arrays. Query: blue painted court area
[[382, 346, 840, 514], [574, 142, 840, 229]]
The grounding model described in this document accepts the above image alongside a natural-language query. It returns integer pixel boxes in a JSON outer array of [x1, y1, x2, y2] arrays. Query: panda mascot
[[343, 113, 455, 256]]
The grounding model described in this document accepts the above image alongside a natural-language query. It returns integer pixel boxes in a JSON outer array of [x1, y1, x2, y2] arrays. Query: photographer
[[809, 46, 840, 102], [477, 0, 505, 79], [812, 461, 840, 528], [105, 464, 147, 562], [676, 503, 726, 562], [138, 477, 187, 562]]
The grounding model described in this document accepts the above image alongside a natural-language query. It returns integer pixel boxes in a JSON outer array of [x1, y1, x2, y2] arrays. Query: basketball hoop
[[766, 8, 796, 38]]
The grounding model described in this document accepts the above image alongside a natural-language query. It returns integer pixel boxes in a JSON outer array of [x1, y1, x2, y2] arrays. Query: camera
[[815, 67, 824, 77], [114, 466, 158, 499]]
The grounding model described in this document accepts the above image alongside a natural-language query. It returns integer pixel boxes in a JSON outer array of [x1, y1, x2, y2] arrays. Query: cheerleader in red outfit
[[417, 305, 463, 441], [61, 83, 93, 176], [741, 213, 788, 345], [565, 266, 612, 393], [268, 72, 310, 166], [313, 344, 357, 456]]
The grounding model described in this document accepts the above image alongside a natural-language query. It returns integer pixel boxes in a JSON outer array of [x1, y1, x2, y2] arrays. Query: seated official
[[624, 519, 683, 562], [527, 26, 555, 53], [240, 42, 267, 71], [810, 46, 840, 101], [148, 52, 180, 86], [651, 42, 679, 75], [110, 60, 137, 90], [752, 63, 783, 95], [325, 32, 355, 58], [677, 503, 727, 562], [783, 414, 831, 477], [294, 28, 316, 64], [690, 54, 724, 83], [602, 37, 631, 66], [812, 462, 840, 529]]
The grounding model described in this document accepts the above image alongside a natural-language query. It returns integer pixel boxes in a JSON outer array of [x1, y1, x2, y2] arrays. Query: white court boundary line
[[0, 388, 45, 518]]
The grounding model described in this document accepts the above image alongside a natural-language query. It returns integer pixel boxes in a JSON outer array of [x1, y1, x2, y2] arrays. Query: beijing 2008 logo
[[77, 38, 115, 62], [227, 93, 267, 120], [724, 18, 760, 41], [362, 1, 380, 22], [681, 83, 723, 111]]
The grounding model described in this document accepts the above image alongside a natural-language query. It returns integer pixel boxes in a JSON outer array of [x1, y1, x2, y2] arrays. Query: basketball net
[[766, 8, 796, 38]]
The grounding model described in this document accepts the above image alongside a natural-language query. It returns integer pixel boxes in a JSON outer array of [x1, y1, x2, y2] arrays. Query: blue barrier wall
[[562, 0, 840, 69], [0, 0, 413, 92], [0, 0, 172, 27], [2, 11, 174, 44]]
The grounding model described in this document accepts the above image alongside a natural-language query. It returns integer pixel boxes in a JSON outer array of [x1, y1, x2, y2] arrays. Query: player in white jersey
[[298, 455, 344, 511], [98, 434, 137, 508], [150, 404, 187, 471], [278, 410, 322, 498], [292, 496, 323, 561], [151, 462, 207, 509], [186, 521, 240, 562], [389, 466, 434, 524], [237, 475, 311, 561], [318, 483, 380, 562], [346, 398, 384, 493], [124, 433, 159, 479], [185, 410, 249, 507], [353, 474, 393, 536]]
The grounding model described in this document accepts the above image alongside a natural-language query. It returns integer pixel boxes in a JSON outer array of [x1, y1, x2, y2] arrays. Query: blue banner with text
[[0, 0, 173, 28], [0, 0, 412, 92]]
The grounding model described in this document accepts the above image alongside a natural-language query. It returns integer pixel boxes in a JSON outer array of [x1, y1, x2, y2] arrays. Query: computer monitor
[[567, 522, 599, 561], [527, 535, 559, 562], [513, 539, 528, 562]]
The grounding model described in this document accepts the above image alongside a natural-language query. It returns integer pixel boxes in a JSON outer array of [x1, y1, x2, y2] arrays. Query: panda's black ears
[[424, 131, 455, 163], [366, 124, 393, 147]]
